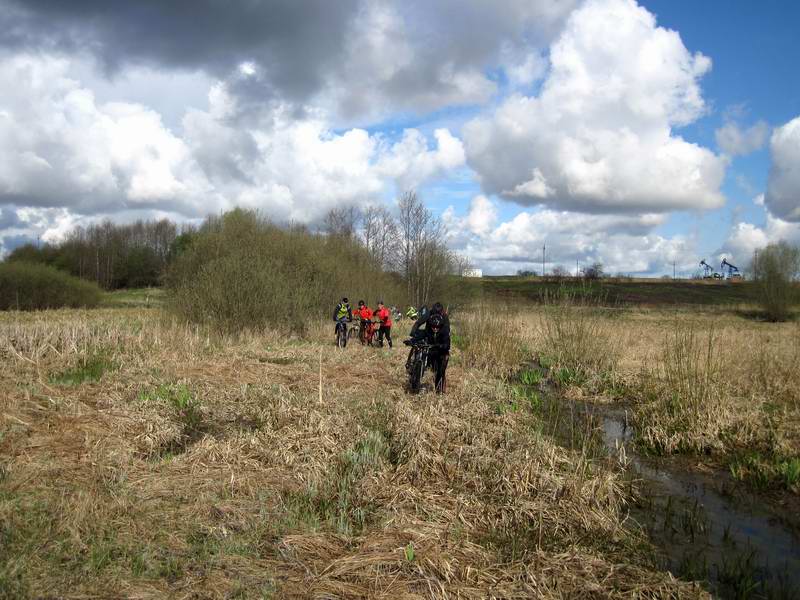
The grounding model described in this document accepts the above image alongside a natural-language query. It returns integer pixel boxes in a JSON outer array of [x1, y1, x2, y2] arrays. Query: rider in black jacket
[[425, 312, 450, 393], [406, 302, 450, 393]]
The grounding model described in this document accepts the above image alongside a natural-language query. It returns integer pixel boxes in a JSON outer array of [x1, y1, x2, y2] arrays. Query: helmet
[[342, 297, 349, 304], [432, 302, 444, 314], [429, 313, 444, 331], [358, 300, 365, 307]]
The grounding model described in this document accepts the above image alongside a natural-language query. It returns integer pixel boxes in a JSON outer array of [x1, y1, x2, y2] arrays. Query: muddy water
[[536, 393, 800, 599]]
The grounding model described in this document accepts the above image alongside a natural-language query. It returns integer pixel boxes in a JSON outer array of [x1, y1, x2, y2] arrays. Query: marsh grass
[[622, 321, 800, 492], [281, 429, 391, 536], [452, 304, 525, 372], [634, 326, 742, 456], [537, 299, 621, 386], [0, 306, 705, 598], [49, 350, 116, 385]]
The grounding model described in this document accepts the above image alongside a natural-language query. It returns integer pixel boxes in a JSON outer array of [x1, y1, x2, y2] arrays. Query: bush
[[0, 262, 103, 310], [166, 209, 403, 334], [752, 242, 800, 321]]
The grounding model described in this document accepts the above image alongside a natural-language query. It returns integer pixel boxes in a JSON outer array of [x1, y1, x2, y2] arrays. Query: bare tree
[[452, 254, 474, 276], [396, 191, 453, 305], [551, 265, 569, 280], [361, 205, 399, 270], [582, 262, 605, 280], [323, 206, 362, 239]]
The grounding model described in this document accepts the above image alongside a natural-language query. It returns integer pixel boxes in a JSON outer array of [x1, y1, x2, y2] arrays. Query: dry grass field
[[0, 306, 713, 599], [515, 302, 800, 496]]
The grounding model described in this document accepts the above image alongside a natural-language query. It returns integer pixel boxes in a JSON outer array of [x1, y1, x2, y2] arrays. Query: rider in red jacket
[[356, 300, 374, 344], [374, 301, 393, 348]]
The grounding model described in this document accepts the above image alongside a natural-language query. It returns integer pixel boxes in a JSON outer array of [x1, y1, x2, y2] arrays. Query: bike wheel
[[337, 325, 346, 348], [409, 357, 424, 393]]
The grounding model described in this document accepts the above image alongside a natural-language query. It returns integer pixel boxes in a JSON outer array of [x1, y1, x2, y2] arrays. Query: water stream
[[534, 390, 800, 599]]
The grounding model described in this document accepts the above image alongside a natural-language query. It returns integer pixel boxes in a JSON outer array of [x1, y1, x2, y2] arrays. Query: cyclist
[[374, 300, 393, 348], [405, 305, 418, 321], [356, 300, 373, 345], [425, 312, 451, 393], [406, 302, 447, 361], [332, 297, 352, 345]]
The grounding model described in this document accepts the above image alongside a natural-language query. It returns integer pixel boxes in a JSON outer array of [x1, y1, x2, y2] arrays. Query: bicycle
[[404, 339, 439, 393], [335, 319, 349, 348], [358, 319, 378, 346]]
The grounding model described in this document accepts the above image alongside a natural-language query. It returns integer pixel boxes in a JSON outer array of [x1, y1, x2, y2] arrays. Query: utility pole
[[576, 258, 579, 278], [542, 243, 546, 278], [673, 261, 676, 279], [754, 249, 759, 279]]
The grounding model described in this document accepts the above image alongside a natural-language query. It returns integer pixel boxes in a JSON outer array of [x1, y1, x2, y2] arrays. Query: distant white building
[[463, 268, 483, 278]]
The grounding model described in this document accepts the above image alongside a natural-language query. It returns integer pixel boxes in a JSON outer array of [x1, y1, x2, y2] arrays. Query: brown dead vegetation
[[0, 308, 705, 598]]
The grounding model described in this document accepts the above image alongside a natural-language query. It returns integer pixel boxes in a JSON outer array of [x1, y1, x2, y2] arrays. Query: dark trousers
[[377, 325, 392, 348], [429, 352, 449, 393]]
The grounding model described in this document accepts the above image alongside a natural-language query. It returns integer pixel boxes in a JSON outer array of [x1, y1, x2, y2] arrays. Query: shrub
[[752, 241, 800, 321], [165, 209, 403, 334], [0, 262, 102, 310]]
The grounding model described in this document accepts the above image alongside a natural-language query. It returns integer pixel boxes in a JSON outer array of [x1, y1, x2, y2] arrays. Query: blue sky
[[640, 0, 800, 271], [1, 0, 799, 276], [417, 0, 800, 275]]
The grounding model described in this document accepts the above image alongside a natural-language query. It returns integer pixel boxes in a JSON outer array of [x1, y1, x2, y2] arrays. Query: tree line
[[6, 219, 182, 289], [4, 191, 469, 313]]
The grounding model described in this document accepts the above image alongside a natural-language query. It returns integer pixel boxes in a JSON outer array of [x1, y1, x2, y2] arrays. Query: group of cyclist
[[332, 297, 451, 393], [332, 298, 394, 347]]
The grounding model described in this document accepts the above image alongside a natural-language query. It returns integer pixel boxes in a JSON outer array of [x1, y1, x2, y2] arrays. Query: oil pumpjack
[[721, 258, 742, 280], [700, 259, 714, 278]]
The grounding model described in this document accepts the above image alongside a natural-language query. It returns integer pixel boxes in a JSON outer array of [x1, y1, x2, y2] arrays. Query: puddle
[[527, 380, 800, 599]]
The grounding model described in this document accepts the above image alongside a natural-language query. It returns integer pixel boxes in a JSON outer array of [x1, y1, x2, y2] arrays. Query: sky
[[0, 0, 798, 276]]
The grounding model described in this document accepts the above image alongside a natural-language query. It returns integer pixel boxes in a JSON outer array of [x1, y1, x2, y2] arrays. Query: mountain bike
[[404, 339, 436, 393], [359, 320, 377, 346], [335, 319, 349, 348], [348, 323, 359, 342]]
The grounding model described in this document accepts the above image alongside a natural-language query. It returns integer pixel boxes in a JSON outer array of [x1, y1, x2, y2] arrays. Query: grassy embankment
[[1, 305, 706, 598], [473, 275, 800, 500]]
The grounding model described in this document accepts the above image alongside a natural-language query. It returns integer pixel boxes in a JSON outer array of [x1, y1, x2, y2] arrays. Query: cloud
[[0, 205, 76, 257], [443, 197, 691, 275], [765, 116, 800, 222], [719, 212, 800, 266], [376, 129, 465, 192], [463, 0, 726, 215], [0, 54, 466, 232], [0, 0, 361, 101], [0, 205, 21, 229], [0, 0, 578, 123], [715, 120, 769, 156], [0, 55, 214, 215]]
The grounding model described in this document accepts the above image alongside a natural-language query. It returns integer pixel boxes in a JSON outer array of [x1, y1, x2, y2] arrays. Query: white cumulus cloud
[[0, 54, 466, 233], [765, 116, 800, 222], [443, 201, 694, 276], [715, 120, 769, 156], [463, 0, 726, 214]]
